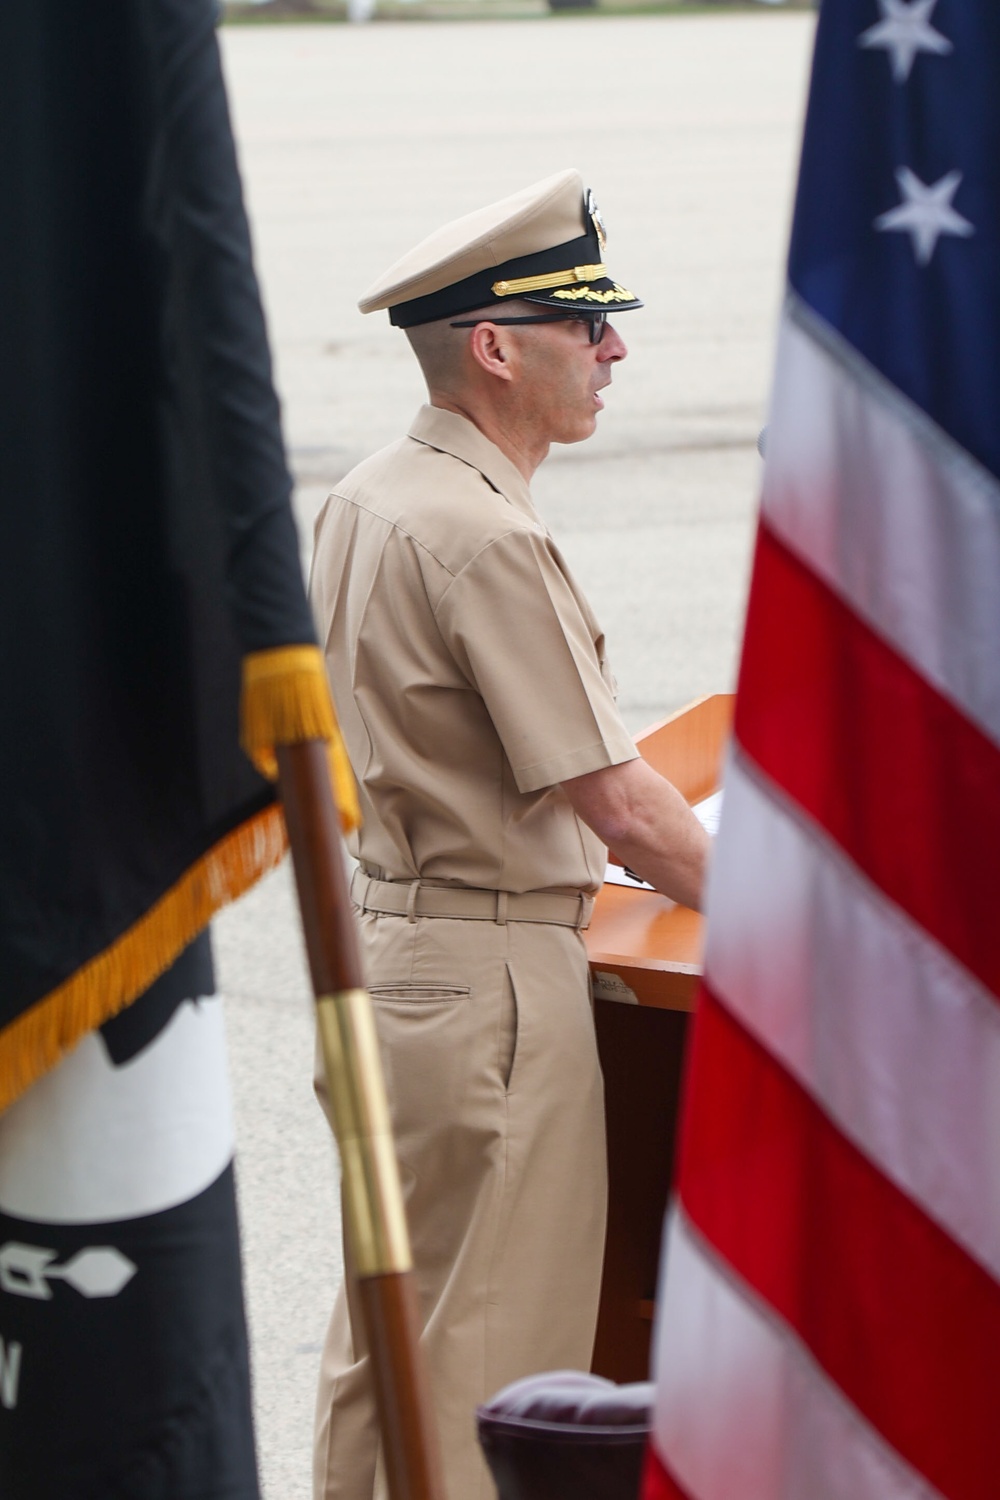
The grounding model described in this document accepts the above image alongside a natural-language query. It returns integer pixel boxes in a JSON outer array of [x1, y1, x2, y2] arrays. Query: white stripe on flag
[[650, 1208, 942, 1500], [762, 302, 1000, 747], [0, 996, 234, 1223], [705, 753, 1000, 1283]]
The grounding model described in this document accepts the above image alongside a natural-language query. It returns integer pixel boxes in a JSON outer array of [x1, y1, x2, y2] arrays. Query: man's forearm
[[561, 756, 710, 912]]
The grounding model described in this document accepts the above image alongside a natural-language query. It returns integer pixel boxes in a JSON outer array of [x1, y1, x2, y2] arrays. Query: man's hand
[[561, 756, 710, 913]]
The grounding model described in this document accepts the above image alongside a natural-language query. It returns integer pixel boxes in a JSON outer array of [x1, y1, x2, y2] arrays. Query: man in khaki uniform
[[309, 169, 708, 1500]]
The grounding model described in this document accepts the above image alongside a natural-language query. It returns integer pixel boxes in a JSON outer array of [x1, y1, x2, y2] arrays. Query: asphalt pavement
[[211, 12, 816, 1495]]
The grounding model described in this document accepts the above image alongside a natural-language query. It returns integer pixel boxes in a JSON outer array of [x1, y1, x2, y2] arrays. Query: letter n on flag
[[645, 4, 1000, 1499]]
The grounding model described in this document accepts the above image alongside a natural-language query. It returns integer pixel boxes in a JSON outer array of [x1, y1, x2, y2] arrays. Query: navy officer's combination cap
[[358, 168, 644, 328]]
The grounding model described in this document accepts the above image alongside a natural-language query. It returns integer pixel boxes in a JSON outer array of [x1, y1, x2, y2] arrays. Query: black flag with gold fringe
[[0, 0, 357, 1493], [0, 0, 357, 1107]]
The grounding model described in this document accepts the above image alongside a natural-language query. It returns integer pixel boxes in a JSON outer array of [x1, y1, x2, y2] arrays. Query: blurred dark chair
[[477, 1371, 654, 1500]]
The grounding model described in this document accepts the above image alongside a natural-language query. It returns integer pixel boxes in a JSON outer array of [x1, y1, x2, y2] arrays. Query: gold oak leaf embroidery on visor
[[550, 283, 637, 304]]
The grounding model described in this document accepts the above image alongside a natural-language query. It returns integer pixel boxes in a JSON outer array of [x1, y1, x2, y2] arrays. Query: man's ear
[[468, 323, 515, 382]]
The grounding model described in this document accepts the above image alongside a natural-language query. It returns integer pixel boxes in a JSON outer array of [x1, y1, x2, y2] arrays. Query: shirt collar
[[407, 405, 537, 520]]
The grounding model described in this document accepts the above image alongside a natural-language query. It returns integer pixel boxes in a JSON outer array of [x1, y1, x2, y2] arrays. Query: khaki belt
[[351, 868, 594, 930]]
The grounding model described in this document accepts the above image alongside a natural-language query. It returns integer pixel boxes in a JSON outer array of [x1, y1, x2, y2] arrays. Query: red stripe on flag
[[642, 1443, 695, 1500], [735, 522, 1000, 998], [679, 984, 1000, 1500]]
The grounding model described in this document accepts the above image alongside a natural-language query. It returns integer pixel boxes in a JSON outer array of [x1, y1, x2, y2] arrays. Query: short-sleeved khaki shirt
[[309, 405, 638, 896]]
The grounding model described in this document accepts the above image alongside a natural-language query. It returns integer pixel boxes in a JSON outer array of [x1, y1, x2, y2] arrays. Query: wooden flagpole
[[277, 740, 445, 1500]]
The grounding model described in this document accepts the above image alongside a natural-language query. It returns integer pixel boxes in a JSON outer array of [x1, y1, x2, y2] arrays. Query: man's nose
[[599, 322, 627, 361]]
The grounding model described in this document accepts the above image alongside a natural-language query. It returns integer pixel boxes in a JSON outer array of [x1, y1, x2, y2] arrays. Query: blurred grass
[[222, 0, 815, 25]]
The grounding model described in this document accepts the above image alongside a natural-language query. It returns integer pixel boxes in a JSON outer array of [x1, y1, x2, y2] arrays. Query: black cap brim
[[522, 281, 644, 313]]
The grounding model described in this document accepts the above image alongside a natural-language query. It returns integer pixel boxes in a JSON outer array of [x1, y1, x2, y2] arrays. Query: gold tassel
[[0, 804, 287, 1114], [240, 645, 360, 831]]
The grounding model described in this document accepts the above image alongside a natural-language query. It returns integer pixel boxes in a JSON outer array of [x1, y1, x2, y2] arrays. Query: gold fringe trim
[[0, 804, 288, 1115], [241, 645, 360, 832]]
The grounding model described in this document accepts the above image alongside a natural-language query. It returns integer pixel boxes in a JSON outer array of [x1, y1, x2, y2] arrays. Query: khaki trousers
[[313, 909, 608, 1500]]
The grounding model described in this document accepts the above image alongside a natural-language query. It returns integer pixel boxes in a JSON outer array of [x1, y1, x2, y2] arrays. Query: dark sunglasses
[[450, 309, 609, 345]]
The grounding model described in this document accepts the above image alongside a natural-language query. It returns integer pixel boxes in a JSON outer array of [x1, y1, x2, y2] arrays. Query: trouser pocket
[[498, 964, 519, 1093]]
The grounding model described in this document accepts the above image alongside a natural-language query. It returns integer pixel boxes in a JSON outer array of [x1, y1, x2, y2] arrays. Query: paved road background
[[212, 13, 815, 1496]]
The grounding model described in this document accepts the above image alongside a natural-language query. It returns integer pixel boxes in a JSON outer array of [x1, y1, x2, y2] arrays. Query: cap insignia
[[587, 190, 608, 255]]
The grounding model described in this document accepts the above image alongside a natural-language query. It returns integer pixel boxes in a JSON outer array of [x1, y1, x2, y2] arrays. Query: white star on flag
[[875, 167, 974, 265], [859, 0, 952, 83]]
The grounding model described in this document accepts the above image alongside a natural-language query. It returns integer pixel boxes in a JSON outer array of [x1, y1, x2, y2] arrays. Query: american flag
[[645, 3, 1000, 1498]]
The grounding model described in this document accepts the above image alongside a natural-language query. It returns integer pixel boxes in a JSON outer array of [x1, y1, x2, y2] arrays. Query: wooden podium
[[587, 693, 733, 1382]]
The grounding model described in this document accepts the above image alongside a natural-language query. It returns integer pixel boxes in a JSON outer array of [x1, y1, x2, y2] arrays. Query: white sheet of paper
[[602, 862, 655, 891], [692, 788, 724, 837]]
